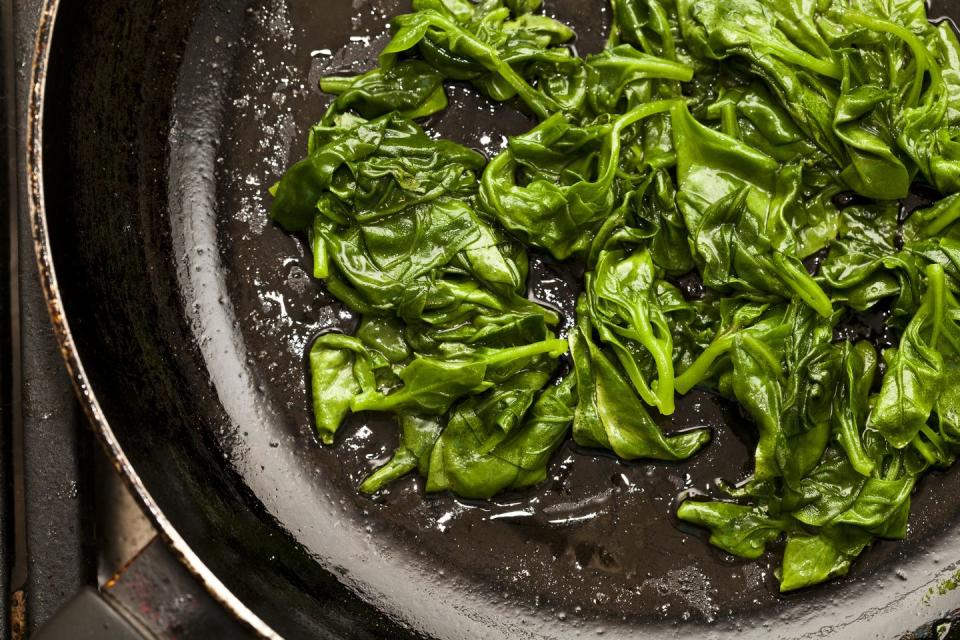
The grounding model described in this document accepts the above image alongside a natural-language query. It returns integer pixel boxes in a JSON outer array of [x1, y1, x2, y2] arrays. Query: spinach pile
[[271, 0, 960, 591]]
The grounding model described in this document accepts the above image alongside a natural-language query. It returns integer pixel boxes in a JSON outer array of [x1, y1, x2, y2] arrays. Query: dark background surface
[[9, 0, 102, 633], [1, 0, 15, 635]]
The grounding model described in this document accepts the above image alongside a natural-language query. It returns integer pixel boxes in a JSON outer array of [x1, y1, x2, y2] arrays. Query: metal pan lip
[[25, 1, 281, 637]]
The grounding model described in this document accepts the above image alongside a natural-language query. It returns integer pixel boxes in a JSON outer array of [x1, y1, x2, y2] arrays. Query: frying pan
[[26, 0, 960, 638]]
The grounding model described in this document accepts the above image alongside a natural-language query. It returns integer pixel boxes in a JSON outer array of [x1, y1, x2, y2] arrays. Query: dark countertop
[[10, 0, 92, 632]]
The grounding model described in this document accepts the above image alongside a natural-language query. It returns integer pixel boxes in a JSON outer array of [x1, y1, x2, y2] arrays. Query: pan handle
[[33, 537, 256, 639], [32, 588, 151, 640]]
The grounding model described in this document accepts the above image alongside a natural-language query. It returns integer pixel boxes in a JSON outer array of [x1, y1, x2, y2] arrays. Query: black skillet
[[26, 0, 960, 637]]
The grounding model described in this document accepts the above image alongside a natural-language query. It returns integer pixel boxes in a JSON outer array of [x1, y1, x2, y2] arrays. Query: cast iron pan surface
[[29, 0, 960, 637]]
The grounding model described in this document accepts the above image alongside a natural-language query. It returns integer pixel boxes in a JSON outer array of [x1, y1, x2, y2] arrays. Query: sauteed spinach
[[271, 0, 960, 591]]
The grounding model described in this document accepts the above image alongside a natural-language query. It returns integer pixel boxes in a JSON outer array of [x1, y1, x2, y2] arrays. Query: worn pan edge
[[25, 1, 280, 637]]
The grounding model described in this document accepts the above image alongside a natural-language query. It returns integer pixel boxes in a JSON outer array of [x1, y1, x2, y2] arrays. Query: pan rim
[[25, 1, 281, 637]]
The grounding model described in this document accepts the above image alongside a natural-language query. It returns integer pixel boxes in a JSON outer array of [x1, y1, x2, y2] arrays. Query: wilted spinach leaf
[[779, 526, 873, 592], [571, 321, 710, 460], [676, 501, 786, 559]]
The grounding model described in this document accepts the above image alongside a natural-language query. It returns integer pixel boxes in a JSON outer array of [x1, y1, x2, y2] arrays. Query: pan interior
[[40, 0, 960, 637]]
